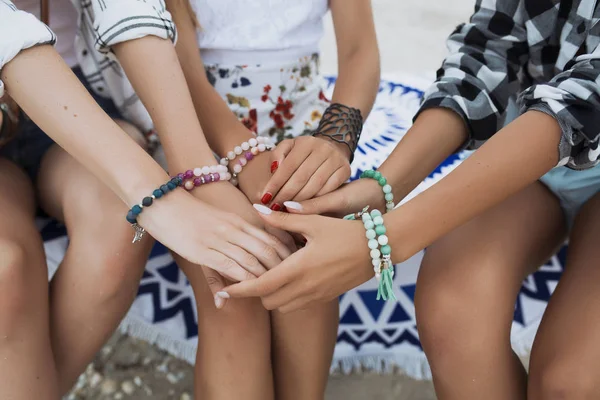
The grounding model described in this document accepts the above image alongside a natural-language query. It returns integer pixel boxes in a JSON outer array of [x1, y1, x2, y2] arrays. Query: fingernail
[[216, 291, 230, 299], [270, 161, 279, 174], [214, 294, 226, 309], [253, 204, 272, 215], [261, 192, 273, 204], [283, 201, 302, 210], [270, 203, 282, 211]]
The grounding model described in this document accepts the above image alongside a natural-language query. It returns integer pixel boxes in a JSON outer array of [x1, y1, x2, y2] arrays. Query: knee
[[529, 359, 597, 400], [0, 240, 33, 323]]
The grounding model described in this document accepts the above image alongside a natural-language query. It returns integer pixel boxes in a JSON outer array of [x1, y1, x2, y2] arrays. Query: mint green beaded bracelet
[[360, 169, 395, 212], [359, 208, 396, 301]]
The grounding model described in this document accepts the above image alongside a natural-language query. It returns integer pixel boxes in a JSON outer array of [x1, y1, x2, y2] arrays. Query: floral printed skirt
[[205, 53, 331, 144]]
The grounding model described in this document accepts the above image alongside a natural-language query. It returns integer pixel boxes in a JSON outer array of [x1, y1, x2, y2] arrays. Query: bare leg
[[270, 302, 339, 400], [0, 159, 60, 398], [528, 192, 600, 399], [38, 123, 153, 393], [415, 182, 565, 400], [174, 257, 275, 400]]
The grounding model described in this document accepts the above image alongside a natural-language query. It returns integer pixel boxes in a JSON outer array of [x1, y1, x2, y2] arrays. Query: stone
[[121, 380, 136, 395], [100, 379, 118, 395]]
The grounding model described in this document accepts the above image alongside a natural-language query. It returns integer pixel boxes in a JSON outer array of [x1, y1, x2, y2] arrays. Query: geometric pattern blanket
[[41, 73, 565, 380]]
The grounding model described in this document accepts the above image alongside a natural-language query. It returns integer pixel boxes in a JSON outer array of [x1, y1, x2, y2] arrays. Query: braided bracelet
[[126, 176, 183, 243], [312, 103, 363, 163], [360, 207, 396, 301], [177, 165, 231, 191], [219, 137, 274, 186], [361, 169, 395, 212]]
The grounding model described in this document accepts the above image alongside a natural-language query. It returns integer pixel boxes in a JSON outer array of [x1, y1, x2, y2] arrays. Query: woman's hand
[[282, 177, 387, 218], [260, 136, 351, 207], [138, 188, 291, 282], [218, 205, 376, 313]]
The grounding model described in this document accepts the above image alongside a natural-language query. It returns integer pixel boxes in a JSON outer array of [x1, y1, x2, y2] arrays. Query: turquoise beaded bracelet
[[126, 176, 183, 243], [360, 169, 395, 212], [356, 206, 396, 301]]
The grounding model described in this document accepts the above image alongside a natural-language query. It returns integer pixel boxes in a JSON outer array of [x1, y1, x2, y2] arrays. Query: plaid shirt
[[419, 0, 600, 170]]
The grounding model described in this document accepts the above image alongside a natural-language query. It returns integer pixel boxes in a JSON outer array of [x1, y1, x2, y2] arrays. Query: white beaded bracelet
[[219, 137, 274, 186]]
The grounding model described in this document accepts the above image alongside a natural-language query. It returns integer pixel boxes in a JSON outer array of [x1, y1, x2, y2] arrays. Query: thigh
[[416, 181, 566, 342], [528, 192, 600, 396]]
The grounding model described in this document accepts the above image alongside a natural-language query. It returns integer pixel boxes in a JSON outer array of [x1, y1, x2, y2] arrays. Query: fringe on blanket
[[119, 315, 197, 365]]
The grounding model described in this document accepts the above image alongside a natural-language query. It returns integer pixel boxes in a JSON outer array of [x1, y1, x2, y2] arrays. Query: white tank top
[[191, 0, 329, 65], [14, 0, 78, 67]]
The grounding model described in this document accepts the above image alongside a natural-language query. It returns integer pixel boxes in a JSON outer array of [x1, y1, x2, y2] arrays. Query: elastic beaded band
[[361, 169, 395, 212], [360, 207, 396, 301], [219, 137, 274, 186], [177, 165, 231, 191], [126, 176, 183, 243]]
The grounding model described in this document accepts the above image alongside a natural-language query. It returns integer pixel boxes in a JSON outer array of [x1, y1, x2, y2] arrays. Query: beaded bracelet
[[360, 207, 396, 301], [177, 165, 231, 191], [219, 137, 274, 186], [126, 176, 183, 243], [360, 169, 395, 212]]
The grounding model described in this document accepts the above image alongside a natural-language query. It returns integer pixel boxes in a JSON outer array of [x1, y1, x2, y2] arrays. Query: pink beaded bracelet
[[176, 165, 231, 191], [219, 137, 274, 185]]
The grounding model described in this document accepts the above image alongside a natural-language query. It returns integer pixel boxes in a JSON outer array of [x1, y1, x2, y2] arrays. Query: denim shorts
[[0, 66, 122, 181], [539, 165, 600, 228]]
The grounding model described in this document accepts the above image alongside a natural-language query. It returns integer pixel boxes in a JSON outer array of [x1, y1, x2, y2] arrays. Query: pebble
[[114, 393, 123, 400], [121, 380, 136, 395], [166, 372, 179, 384], [89, 372, 103, 388], [133, 376, 143, 387], [180, 393, 192, 400], [100, 379, 118, 395]]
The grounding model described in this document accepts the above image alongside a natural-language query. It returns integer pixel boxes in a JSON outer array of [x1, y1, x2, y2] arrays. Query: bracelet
[[312, 103, 363, 163], [360, 169, 395, 212], [218, 137, 274, 186], [126, 176, 183, 243], [177, 165, 231, 191], [360, 207, 396, 301]]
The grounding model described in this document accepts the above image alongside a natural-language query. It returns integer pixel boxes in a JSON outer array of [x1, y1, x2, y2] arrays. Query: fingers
[[283, 189, 346, 216], [315, 164, 351, 197], [291, 158, 338, 202], [201, 266, 229, 310], [221, 241, 268, 276], [238, 219, 292, 261], [253, 204, 312, 236], [205, 250, 256, 283], [264, 225, 298, 255], [222, 255, 299, 298], [270, 151, 328, 205], [270, 139, 294, 167], [261, 142, 311, 205]]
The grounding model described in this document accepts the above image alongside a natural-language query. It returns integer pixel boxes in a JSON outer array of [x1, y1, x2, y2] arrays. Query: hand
[[282, 177, 386, 218], [139, 188, 291, 284], [219, 205, 376, 313], [260, 136, 351, 207]]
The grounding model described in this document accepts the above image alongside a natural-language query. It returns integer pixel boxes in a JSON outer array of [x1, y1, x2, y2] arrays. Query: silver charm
[[131, 223, 146, 243]]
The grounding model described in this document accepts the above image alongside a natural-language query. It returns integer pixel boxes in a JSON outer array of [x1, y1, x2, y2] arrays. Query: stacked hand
[[219, 205, 375, 313]]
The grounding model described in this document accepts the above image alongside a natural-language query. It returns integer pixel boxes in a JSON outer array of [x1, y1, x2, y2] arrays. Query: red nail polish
[[271, 203, 282, 211], [271, 161, 279, 174], [261, 192, 273, 204]]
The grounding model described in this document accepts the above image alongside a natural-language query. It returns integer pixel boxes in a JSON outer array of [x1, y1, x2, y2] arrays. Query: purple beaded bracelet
[[176, 165, 231, 191]]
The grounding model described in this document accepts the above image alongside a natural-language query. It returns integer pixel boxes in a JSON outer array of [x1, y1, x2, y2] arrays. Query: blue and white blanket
[[42, 73, 565, 380]]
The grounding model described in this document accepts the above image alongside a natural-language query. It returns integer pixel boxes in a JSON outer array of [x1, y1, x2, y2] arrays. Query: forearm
[[378, 107, 468, 201], [113, 36, 216, 172], [1, 45, 169, 205], [167, 0, 252, 157], [385, 110, 561, 261]]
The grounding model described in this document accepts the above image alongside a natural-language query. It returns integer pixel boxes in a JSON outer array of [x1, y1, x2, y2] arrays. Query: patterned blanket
[[42, 73, 565, 380]]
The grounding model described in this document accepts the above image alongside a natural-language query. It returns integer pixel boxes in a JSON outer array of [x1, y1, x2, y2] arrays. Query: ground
[[68, 0, 477, 398]]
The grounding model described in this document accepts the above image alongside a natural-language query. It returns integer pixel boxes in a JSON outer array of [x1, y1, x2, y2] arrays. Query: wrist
[[213, 127, 256, 157]]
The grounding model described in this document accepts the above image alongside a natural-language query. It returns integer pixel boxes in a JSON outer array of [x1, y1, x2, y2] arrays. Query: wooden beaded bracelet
[[219, 137, 274, 186], [126, 176, 183, 243]]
